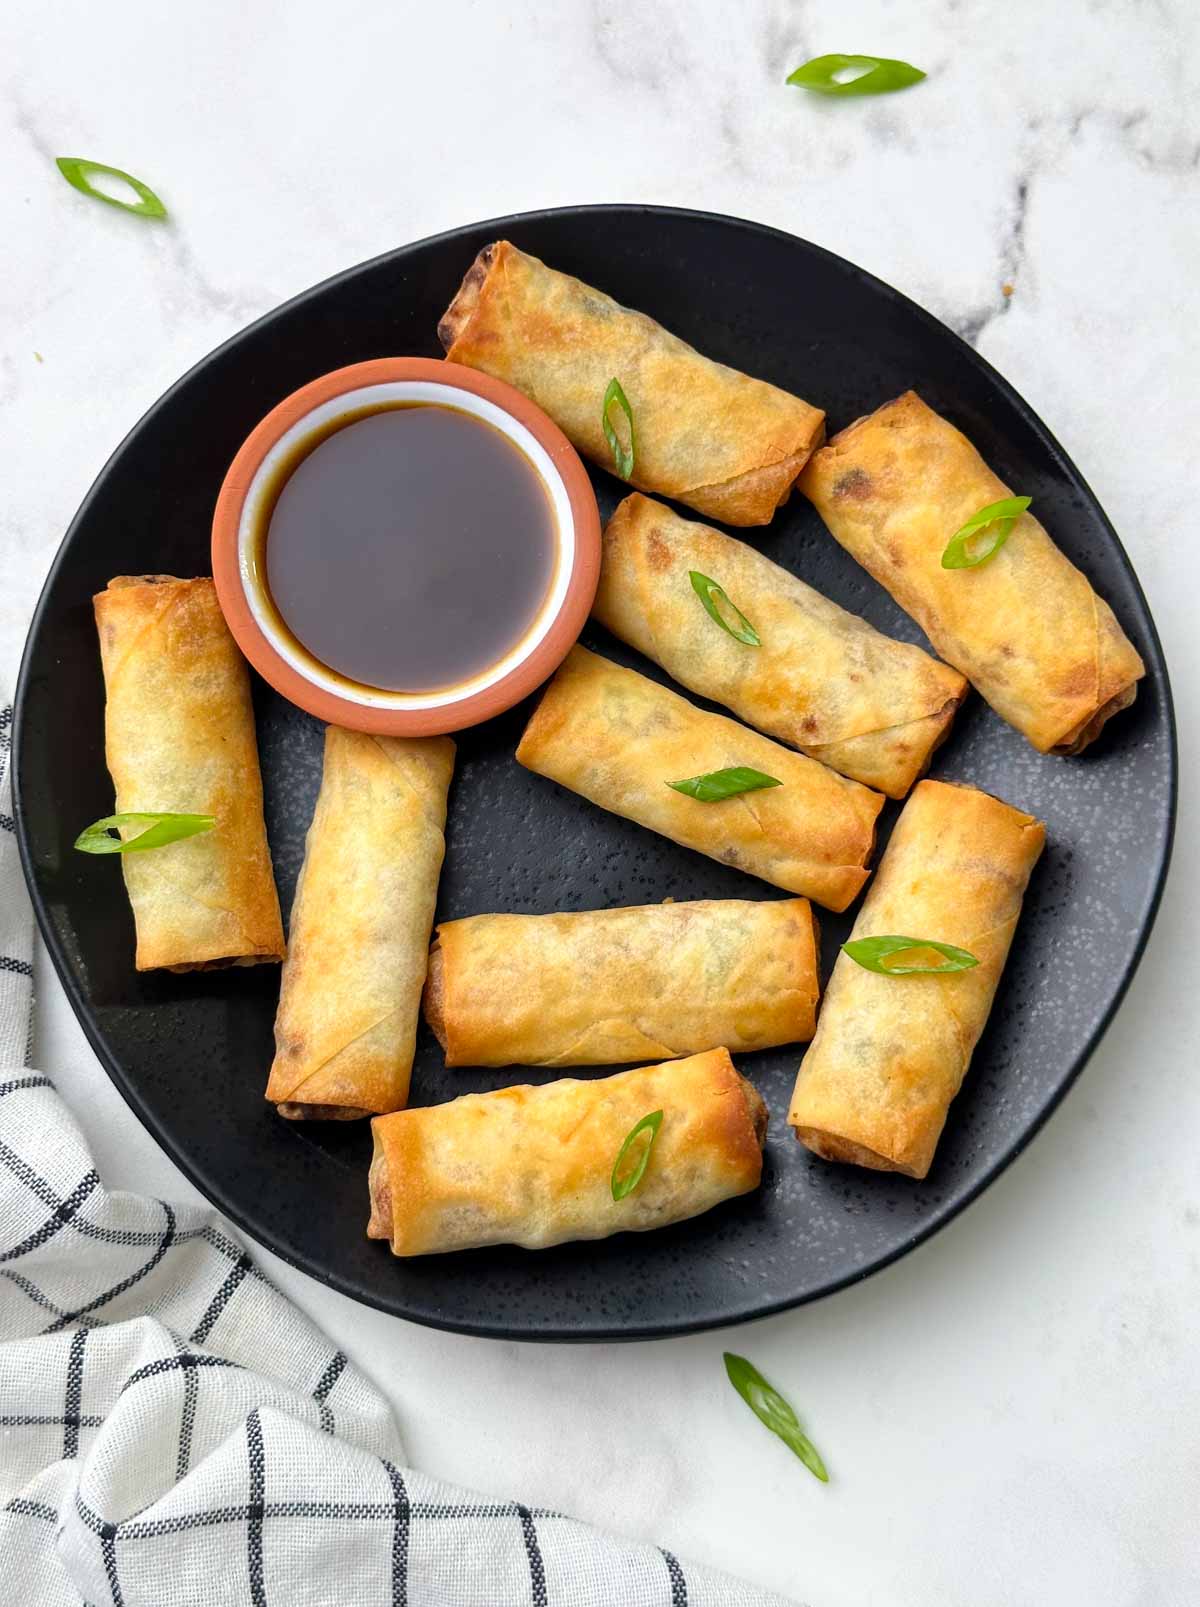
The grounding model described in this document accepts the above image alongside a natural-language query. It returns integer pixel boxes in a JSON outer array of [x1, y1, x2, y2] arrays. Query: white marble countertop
[[3, 2, 1197, 1601]]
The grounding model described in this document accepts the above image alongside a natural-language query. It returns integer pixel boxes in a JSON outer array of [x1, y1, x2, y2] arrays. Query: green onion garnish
[[667, 767, 782, 803], [841, 935, 979, 975], [602, 377, 636, 481], [55, 157, 168, 220], [723, 1353, 829, 1483], [689, 571, 761, 646], [611, 1110, 664, 1201], [786, 54, 926, 97], [75, 813, 215, 855], [941, 496, 1031, 569]]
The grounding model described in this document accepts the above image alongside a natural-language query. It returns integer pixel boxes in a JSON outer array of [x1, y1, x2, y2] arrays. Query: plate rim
[[13, 203, 1179, 1341]]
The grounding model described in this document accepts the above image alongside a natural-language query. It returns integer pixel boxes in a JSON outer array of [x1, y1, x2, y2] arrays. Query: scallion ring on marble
[[667, 767, 782, 803], [689, 570, 761, 646], [602, 377, 636, 480], [941, 495, 1032, 569], [786, 54, 926, 97], [55, 157, 168, 219], [611, 1110, 664, 1200], [723, 1353, 829, 1482], [841, 935, 979, 975], [75, 812, 215, 855]]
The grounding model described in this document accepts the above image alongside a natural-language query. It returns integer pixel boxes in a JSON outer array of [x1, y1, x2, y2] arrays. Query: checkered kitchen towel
[[0, 701, 795, 1607]]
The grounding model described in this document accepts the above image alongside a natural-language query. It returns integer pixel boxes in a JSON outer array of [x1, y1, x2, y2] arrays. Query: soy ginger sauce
[[256, 404, 558, 694]]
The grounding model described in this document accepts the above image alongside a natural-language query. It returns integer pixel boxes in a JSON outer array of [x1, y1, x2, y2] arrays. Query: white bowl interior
[[237, 379, 575, 709]]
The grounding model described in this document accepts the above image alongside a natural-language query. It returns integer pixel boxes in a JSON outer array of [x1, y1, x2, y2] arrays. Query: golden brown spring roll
[[594, 493, 967, 797], [438, 241, 825, 526], [266, 727, 454, 1120], [788, 779, 1045, 1178], [424, 897, 820, 1067], [93, 575, 284, 972], [516, 647, 883, 912], [800, 392, 1144, 754], [367, 1047, 766, 1255]]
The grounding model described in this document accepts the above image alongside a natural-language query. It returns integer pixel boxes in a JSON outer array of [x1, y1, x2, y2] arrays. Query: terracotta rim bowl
[[211, 357, 601, 734]]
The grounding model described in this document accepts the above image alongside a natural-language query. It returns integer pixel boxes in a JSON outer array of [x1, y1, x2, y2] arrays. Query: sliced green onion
[[841, 935, 979, 975], [723, 1353, 829, 1483], [55, 157, 168, 219], [786, 54, 926, 97], [689, 571, 761, 646], [611, 1110, 664, 1200], [75, 812, 215, 855], [941, 496, 1031, 569], [602, 378, 635, 480], [667, 767, 782, 803]]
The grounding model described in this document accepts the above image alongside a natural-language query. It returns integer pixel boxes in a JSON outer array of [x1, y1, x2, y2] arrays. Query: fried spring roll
[[424, 897, 820, 1067], [516, 647, 883, 911], [438, 241, 825, 526], [594, 493, 967, 797], [367, 1048, 766, 1255], [266, 728, 454, 1120], [800, 392, 1145, 754], [788, 779, 1045, 1178], [93, 576, 284, 972]]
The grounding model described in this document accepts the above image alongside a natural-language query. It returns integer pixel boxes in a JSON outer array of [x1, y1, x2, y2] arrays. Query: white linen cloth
[[0, 696, 795, 1607]]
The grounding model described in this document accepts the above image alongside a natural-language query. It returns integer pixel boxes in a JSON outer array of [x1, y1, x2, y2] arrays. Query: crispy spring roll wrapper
[[438, 241, 825, 526], [367, 1048, 766, 1255], [92, 576, 284, 972], [594, 493, 967, 798], [788, 779, 1045, 1179], [424, 897, 820, 1068], [800, 392, 1145, 754], [516, 647, 883, 911], [266, 728, 454, 1121]]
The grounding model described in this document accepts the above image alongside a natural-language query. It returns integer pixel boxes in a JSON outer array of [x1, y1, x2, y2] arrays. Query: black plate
[[14, 207, 1176, 1341]]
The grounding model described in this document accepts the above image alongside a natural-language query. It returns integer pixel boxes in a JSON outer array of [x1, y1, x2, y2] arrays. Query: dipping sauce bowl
[[212, 357, 600, 734]]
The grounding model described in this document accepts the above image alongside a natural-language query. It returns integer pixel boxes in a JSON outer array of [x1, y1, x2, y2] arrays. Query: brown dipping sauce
[[255, 404, 558, 694]]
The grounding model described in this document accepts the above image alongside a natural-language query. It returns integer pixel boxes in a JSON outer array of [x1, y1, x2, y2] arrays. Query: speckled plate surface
[[14, 207, 1176, 1340]]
